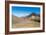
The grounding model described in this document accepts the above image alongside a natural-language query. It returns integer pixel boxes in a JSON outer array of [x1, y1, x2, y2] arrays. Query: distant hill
[[12, 14, 40, 28], [22, 13, 40, 18], [12, 13, 40, 24]]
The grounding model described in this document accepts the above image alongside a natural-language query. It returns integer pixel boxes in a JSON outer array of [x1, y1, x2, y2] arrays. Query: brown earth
[[12, 15, 40, 28]]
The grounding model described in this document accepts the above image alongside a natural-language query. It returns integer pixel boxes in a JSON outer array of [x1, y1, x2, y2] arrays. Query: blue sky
[[12, 6, 40, 17]]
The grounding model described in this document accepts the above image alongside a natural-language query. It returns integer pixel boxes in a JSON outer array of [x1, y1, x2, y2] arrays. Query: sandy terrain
[[12, 15, 40, 28]]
